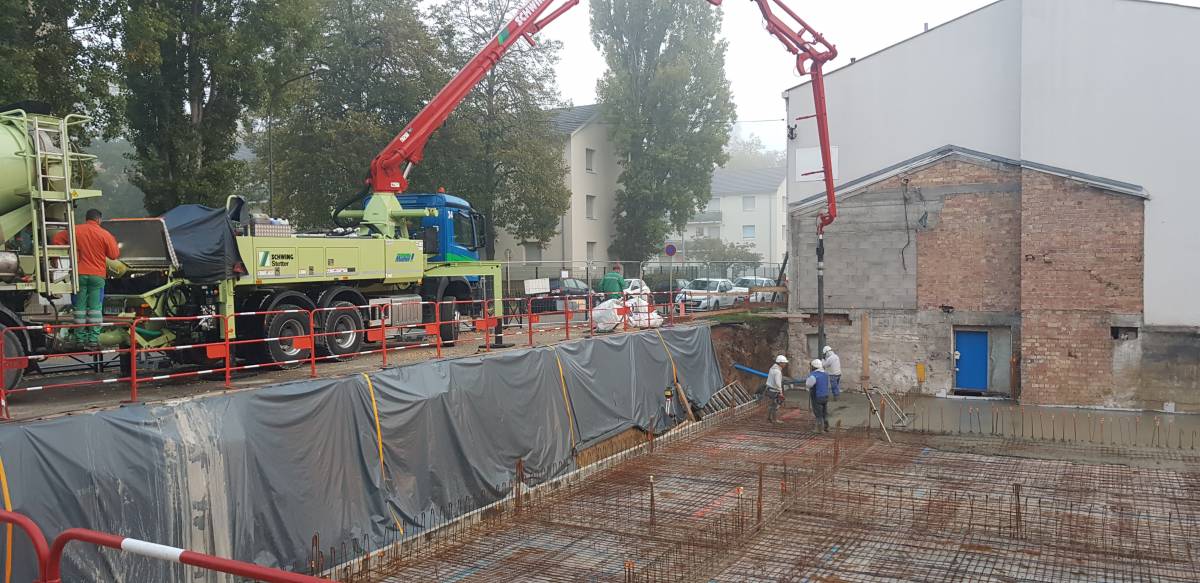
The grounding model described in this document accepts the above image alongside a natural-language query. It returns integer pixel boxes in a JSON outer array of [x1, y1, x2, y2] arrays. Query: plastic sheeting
[[0, 326, 722, 582], [160, 204, 245, 283]]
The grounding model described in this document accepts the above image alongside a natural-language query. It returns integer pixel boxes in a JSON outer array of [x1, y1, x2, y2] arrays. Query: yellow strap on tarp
[[550, 348, 578, 451], [0, 453, 12, 583], [654, 329, 695, 422], [361, 373, 404, 534]]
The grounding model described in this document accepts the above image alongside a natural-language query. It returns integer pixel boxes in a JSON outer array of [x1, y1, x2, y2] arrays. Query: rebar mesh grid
[[318, 405, 1200, 583]]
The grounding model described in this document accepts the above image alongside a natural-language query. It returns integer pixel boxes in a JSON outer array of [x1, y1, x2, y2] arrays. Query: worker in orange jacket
[[52, 209, 119, 347]]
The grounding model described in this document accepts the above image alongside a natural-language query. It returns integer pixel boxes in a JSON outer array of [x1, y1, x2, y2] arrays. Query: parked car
[[624, 278, 649, 296], [732, 277, 777, 303], [530, 277, 592, 313], [675, 278, 736, 311], [651, 279, 690, 312]]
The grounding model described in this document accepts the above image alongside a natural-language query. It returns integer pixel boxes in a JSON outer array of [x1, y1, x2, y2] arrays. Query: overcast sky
[[539, 0, 1200, 151]]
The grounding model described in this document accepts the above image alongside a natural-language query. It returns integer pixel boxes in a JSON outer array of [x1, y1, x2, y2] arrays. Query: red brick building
[[788, 146, 1164, 407]]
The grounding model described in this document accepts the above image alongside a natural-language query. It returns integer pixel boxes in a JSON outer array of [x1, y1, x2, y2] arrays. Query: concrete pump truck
[[0, 0, 838, 394]]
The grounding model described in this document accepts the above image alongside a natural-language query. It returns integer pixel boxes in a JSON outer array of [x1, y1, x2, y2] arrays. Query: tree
[[249, 0, 448, 229], [0, 0, 121, 140], [684, 236, 761, 271], [591, 0, 735, 263], [120, 0, 318, 214], [724, 132, 784, 169], [412, 0, 570, 260]]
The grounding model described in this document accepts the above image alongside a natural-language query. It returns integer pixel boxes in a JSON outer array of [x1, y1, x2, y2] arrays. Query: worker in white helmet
[[806, 358, 832, 432], [765, 354, 788, 424], [822, 345, 842, 400]]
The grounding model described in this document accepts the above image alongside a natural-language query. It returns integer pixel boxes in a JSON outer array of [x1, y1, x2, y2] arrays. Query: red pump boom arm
[[368, 0, 579, 194], [369, 0, 837, 233]]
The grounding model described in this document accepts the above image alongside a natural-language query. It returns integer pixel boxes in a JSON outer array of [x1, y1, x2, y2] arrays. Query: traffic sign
[[664, 244, 677, 257]]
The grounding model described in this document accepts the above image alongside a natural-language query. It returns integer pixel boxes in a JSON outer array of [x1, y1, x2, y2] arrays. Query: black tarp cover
[[0, 326, 722, 581], [160, 205, 245, 283]]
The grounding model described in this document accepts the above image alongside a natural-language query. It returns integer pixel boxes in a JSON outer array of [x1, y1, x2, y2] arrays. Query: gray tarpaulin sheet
[[0, 326, 722, 581]]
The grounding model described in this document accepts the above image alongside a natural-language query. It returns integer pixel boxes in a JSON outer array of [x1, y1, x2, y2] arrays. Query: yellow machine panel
[[235, 236, 425, 286]]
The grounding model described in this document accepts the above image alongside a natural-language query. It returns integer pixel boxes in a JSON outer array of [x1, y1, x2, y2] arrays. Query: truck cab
[[397, 193, 485, 262]]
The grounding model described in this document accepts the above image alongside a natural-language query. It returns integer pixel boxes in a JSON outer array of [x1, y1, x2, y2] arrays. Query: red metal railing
[[0, 508, 326, 582], [0, 295, 703, 419], [0, 509, 51, 581]]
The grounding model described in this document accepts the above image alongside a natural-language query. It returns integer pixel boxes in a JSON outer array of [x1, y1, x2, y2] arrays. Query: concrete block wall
[[790, 193, 917, 312]]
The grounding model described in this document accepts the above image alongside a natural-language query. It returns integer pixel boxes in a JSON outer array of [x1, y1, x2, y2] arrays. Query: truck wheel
[[1, 327, 24, 390], [264, 303, 310, 369], [439, 299, 459, 344], [319, 301, 364, 360]]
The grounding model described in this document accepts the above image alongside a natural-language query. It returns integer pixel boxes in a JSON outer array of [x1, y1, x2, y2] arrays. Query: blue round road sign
[[664, 244, 677, 257]]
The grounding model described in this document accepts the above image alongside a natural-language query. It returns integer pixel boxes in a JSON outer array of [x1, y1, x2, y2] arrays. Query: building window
[[742, 195, 756, 211], [742, 225, 756, 239], [585, 148, 596, 172], [586, 241, 596, 262], [586, 195, 597, 219], [524, 243, 542, 263], [705, 198, 719, 212]]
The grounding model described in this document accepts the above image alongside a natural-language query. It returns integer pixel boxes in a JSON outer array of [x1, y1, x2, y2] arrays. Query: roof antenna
[[924, 22, 929, 32]]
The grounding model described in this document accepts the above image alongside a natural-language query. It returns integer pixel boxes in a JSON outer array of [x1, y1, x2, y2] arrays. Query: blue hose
[[733, 363, 768, 378]]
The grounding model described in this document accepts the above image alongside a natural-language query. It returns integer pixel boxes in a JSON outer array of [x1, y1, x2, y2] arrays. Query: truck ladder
[[27, 115, 94, 294]]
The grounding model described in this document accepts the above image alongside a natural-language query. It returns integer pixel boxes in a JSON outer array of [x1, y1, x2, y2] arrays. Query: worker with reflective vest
[[806, 359, 831, 433], [52, 209, 119, 347]]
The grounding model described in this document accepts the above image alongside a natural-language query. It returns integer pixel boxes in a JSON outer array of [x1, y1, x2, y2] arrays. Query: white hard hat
[[775, 355, 789, 364], [811, 359, 824, 369], [822, 345, 833, 355]]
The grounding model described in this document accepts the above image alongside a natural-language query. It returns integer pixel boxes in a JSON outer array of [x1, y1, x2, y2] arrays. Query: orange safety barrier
[[0, 295, 687, 419], [0, 321, 137, 420]]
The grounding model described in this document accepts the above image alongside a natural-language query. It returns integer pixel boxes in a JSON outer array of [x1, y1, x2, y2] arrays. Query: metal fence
[[500, 261, 785, 295]]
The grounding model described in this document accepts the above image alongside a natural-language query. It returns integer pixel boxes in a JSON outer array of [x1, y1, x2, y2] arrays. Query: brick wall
[[917, 192, 1021, 311], [1019, 310, 1115, 404], [1019, 169, 1145, 405], [1020, 169, 1144, 313]]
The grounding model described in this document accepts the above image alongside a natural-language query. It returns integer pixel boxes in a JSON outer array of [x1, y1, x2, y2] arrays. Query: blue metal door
[[954, 330, 988, 390]]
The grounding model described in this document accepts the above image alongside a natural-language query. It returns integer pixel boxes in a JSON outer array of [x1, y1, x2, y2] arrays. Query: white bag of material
[[591, 298, 622, 332], [591, 297, 663, 332]]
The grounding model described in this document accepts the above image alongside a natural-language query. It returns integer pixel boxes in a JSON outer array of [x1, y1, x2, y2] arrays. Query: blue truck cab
[[396, 193, 485, 264]]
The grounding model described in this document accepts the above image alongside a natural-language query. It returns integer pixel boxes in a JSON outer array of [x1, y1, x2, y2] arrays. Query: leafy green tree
[[685, 236, 762, 271], [120, 0, 318, 214], [250, 0, 447, 228], [412, 0, 570, 260], [591, 0, 735, 262], [0, 0, 121, 140]]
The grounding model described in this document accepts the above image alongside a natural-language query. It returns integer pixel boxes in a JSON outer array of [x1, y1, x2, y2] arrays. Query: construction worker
[[806, 359, 832, 432], [822, 345, 842, 400], [52, 209, 119, 347], [765, 354, 788, 424], [597, 263, 626, 301]]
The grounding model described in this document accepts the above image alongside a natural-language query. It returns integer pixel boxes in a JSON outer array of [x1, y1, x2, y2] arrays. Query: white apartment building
[[667, 166, 787, 264], [493, 104, 619, 274]]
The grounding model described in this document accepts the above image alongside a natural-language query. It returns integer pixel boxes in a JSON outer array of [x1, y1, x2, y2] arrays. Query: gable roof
[[711, 166, 786, 196], [549, 104, 600, 135], [789, 144, 1146, 212]]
